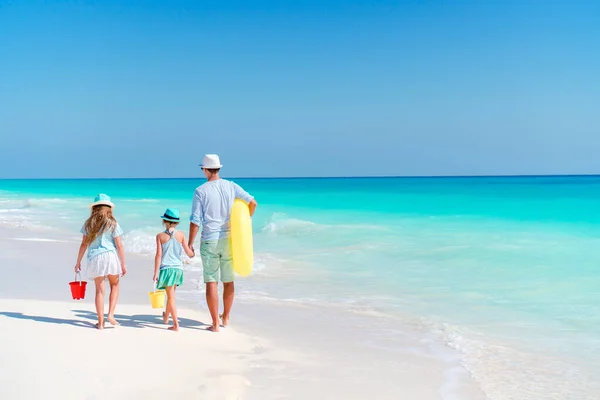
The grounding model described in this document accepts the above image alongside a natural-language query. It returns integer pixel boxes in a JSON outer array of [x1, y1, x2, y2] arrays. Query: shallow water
[[2, 176, 600, 398]]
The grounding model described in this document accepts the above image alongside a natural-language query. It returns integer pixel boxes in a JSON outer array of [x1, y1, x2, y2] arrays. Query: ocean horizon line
[[1, 173, 600, 181]]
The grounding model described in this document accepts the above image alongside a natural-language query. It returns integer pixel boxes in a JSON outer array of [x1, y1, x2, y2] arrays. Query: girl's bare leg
[[94, 277, 105, 329], [161, 281, 170, 323], [107, 274, 120, 325], [162, 285, 170, 324], [166, 286, 179, 331]]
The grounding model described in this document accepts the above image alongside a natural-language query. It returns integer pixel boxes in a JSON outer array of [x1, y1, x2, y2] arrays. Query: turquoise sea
[[1, 176, 600, 398]]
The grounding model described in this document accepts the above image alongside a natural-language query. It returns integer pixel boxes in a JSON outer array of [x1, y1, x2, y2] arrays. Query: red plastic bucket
[[69, 272, 87, 300]]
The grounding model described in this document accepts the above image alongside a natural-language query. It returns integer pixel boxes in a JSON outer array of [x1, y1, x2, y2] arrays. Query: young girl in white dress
[[74, 194, 127, 330]]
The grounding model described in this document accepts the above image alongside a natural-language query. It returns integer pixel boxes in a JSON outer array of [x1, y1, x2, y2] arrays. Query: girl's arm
[[114, 236, 127, 276], [154, 234, 162, 282], [74, 235, 87, 272], [179, 233, 195, 258]]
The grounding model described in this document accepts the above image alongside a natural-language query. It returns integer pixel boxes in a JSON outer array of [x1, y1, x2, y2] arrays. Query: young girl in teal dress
[[153, 208, 195, 331]]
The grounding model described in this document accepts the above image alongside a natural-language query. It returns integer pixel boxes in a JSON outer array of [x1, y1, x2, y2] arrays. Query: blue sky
[[1, 0, 599, 178]]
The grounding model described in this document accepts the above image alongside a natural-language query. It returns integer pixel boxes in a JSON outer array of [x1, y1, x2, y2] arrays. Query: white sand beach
[[0, 226, 486, 399], [1, 300, 254, 400]]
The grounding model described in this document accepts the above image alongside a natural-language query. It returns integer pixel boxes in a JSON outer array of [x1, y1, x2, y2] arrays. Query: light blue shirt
[[80, 223, 123, 260], [160, 230, 183, 270], [190, 179, 254, 240]]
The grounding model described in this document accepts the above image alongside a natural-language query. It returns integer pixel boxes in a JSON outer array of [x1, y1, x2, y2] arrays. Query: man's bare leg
[[205, 282, 219, 332], [221, 282, 234, 327]]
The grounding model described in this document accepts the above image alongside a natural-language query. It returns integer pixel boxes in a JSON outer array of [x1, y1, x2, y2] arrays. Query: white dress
[[85, 251, 122, 279], [81, 223, 124, 280]]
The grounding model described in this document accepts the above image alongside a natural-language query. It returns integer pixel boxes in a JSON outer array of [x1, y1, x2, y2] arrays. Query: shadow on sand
[[0, 311, 96, 328], [0, 310, 207, 330], [72, 309, 209, 330]]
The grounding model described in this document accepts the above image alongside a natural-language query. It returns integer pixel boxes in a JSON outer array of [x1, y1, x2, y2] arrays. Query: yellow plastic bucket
[[148, 288, 166, 309]]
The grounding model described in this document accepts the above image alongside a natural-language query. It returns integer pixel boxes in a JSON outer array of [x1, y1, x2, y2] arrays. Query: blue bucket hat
[[90, 193, 114, 209], [161, 208, 180, 222]]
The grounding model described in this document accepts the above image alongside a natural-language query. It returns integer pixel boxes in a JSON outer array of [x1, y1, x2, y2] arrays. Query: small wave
[[0, 198, 76, 231], [12, 237, 68, 242], [426, 320, 600, 400], [122, 228, 199, 266], [0, 199, 30, 210], [121, 199, 161, 203], [236, 291, 278, 302], [122, 228, 156, 256], [261, 213, 327, 236], [260, 212, 392, 237], [24, 198, 71, 208], [0, 208, 30, 213], [0, 214, 56, 231], [183, 265, 203, 273], [252, 260, 266, 272]]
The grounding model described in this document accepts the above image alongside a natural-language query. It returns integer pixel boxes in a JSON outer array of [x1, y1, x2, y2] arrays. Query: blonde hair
[[83, 205, 117, 247], [163, 220, 179, 232]]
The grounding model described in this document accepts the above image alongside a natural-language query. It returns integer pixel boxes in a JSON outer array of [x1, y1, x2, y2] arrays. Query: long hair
[[83, 205, 117, 247], [163, 220, 179, 234]]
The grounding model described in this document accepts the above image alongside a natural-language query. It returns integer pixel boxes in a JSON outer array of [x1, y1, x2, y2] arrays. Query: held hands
[[74, 263, 81, 273], [153, 273, 158, 282]]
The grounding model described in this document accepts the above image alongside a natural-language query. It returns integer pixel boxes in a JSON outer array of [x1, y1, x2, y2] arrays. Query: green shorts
[[200, 239, 234, 283]]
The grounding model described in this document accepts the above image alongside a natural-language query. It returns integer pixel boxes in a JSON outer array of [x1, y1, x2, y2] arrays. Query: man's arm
[[248, 199, 257, 217], [189, 190, 202, 248], [188, 222, 199, 248], [233, 182, 257, 216]]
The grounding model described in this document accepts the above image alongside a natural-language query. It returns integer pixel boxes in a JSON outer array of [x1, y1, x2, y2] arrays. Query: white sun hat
[[199, 154, 223, 169]]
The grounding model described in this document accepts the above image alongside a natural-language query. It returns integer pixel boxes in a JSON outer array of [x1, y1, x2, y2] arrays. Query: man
[[188, 154, 257, 332]]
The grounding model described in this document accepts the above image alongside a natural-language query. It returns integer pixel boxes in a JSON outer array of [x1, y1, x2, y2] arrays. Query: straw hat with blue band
[[90, 193, 115, 209], [161, 208, 180, 222]]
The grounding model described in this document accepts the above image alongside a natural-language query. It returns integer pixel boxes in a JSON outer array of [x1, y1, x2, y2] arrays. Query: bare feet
[[206, 325, 219, 332], [219, 313, 229, 327], [162, 311, 169, 325], [95, 321, 105, 330], [167, 325, 179, 331], [107, 315, 120, 326]]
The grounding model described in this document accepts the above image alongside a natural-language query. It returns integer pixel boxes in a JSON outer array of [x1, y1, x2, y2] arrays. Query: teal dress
[[157, 230, 184, 289]]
